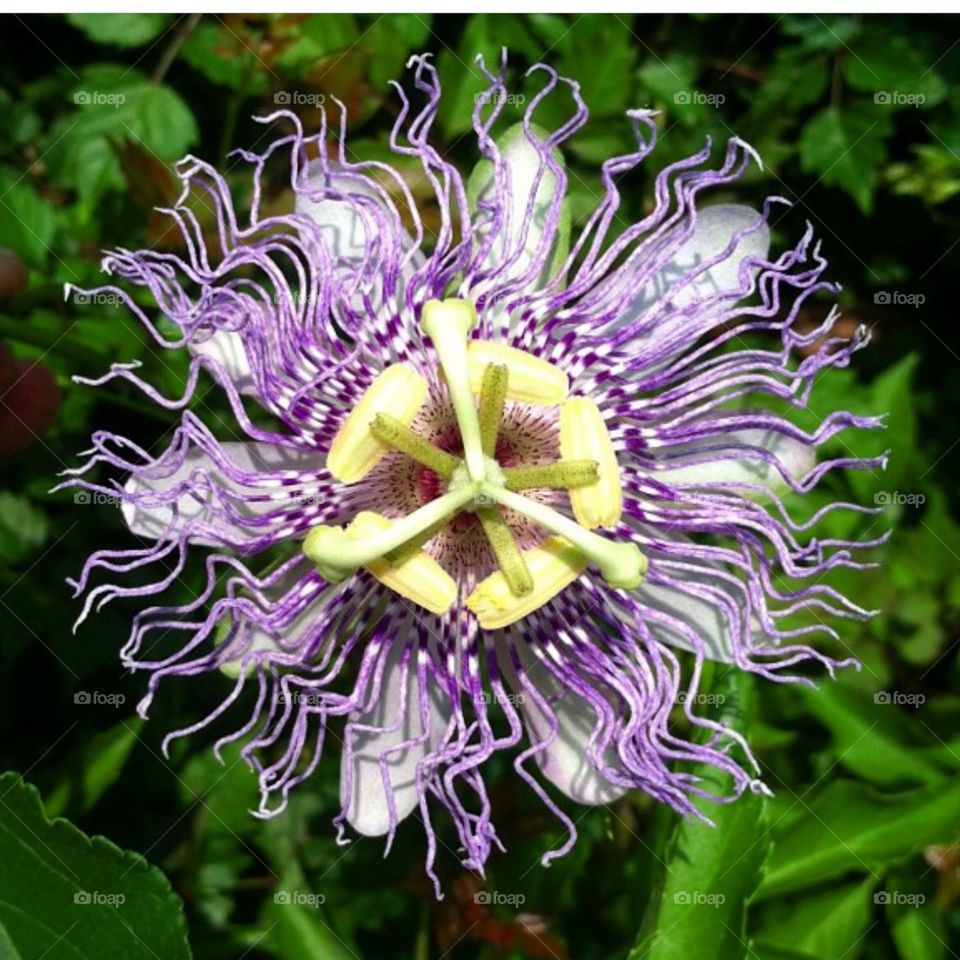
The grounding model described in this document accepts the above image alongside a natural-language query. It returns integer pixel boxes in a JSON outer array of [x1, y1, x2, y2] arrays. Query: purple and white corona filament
[[61, 54, 884, 891]]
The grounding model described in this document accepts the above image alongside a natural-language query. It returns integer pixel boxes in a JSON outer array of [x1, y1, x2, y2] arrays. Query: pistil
[[420, 299, 486, 482], [304, 484, 477, 582], [480, 483, 646, 589]]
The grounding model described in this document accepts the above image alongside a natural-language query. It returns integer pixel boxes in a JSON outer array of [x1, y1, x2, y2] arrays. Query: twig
[[151, 12, 203, 86]]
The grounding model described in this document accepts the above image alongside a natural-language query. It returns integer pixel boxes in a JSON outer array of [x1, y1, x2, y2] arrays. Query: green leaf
[[0, 166, 58, 267], [273, 14, 359, 74], [46, 719, 144, 816], [66, 13, 174, 48], [781, 14, 859, 52], [557, 16, 637, 118], [843, 29, 947, 107], [796, 681, 952, 787], [0, 919, 25, 959], [365, 15, 434, 88], [0, 772, 190, 959], [639, 54, 698, 106], [753, 877, 878, 959], [264, 853, 357, 960], [526, 13, 574, 52], [265, 880, 358, 960], [437, 15, 541, 138], [178, 743, 261, 839], [749, 49, 830, 116], [758, 778, 960, 898], [629, 671, 770, 960], [889, 889, 946, 960], [0, 492, 49, 567], [887, 144, 960, 206], [798, 104, 892, 213], [179, 22, 269, 92], [47, 67, 198, 206], [843, 352, 917, 501]]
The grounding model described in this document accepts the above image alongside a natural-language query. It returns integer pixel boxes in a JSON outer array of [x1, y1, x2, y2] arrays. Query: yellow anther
[[560, 396, 623, 529], [467, 341, 568, 405], [467, 536, 588, 629], [348, 512, 457, 616], [327, 364, 427, 484]]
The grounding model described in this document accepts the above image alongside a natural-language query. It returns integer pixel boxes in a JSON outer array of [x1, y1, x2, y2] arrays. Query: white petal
[[219, 571, 330, 678], [637, 578, 737, 662], [664, 203, 770, 306], [342, 644, 447, 836], [654, 429, 815, 496], [498, 641, 626, 805], [189, 328, 255, 395], [295, 164, 423, 270], [296, 168, 379, 262], [637, 562, 768, 663], [469, 125, 568, 310], [618, 203, 770, 337], [122, 442, 326, 544]]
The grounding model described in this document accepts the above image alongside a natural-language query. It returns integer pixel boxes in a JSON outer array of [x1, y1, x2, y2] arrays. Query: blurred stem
[[91, 389, 175, 423], [7, 284, 69, 314], [0, 315, 103, 366], [414, 906, 430, 960], [219, 57, 255, 162], [831, 53, 843, 110], [151, 13, 202, 86]]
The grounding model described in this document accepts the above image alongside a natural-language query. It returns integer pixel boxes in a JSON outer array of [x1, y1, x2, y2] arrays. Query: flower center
[[304, 298, 646, 628]]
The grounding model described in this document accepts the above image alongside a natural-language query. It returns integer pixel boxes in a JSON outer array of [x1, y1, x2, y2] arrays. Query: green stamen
[[420, 299, 486, 481], [304, 485, 476, 582], [478, 363, 508, 457], [503, 460, 600, 491], [476, 507, 533, 596], [371, 413, 461, 480], [480, 483, 646, 589]]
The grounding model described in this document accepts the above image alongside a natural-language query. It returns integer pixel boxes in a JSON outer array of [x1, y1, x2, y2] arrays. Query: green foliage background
[[1, 12, 959, 959]]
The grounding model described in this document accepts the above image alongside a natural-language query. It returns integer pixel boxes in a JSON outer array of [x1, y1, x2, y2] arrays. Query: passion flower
[[61, 54, 883, 894]]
